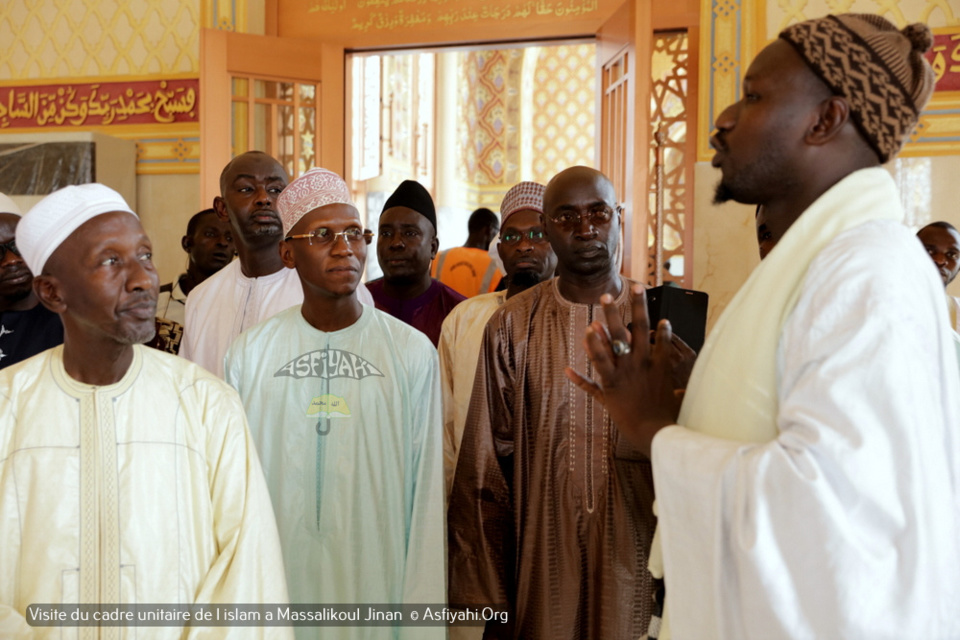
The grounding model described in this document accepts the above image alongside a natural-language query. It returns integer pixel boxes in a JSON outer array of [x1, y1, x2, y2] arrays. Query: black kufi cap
[[381, 180, 437, 230]]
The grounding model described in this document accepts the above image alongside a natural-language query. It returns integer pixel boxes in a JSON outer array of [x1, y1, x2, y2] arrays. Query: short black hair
[[218, 150, 274, 195], [468, 207, 499, 234], [919, 221, 958, 234], [186, 208, 218, 237]]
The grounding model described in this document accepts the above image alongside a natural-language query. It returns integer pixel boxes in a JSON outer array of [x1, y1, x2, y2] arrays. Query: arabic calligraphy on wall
[[300, 0, 602, 34], [0, 79, 199, 129], [927, 29, 960, 93]]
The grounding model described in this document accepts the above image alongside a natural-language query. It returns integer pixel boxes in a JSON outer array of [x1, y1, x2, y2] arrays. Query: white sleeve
[[652, 227, 960, 640], [400, 343, 447, 640], [438, 312, 459, 498], [179, 290, 198, 362]]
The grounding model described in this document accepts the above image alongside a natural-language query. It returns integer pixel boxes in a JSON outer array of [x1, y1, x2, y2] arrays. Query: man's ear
[[496, 240, 507, 266], [806, 96, 850, 147], [540, 212, 554, 242], [278, 239, 296, 270], [181, 234, 192, 252], [212, 196, 230, 223], [430, 232, 439, 260], [34, 275, 66, 314]]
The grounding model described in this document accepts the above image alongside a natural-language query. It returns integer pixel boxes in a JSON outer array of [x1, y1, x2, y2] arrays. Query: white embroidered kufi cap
[[0, 193, 21, 216], [16, 183, 136, 274], [500, 181, 546, 226], [277, 167, 356, 236]]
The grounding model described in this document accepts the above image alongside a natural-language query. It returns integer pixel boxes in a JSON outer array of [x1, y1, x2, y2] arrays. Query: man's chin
[[0, 285, 33, 303], [381, 270, 420, 286], [713, 180, 734, 205], [126, 326, 157, 346], [510, 270, 544, 290]]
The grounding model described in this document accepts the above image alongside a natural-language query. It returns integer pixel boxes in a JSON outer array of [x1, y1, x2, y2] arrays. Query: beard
[[241, 219, 283, 250], [127, 321, 158, 345], [713, 180, 736, 205], [0, 284, 33, 304], [712, 141, 798, 206], [509, 269, 546, 292]]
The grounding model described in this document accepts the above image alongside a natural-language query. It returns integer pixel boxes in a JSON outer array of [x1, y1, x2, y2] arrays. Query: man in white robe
[[181, 152, 371, 378], [438, 181, 556, 495], [1, 184, 289, 639], [571, 15, 960, 640], [224, 168, 445, 640]]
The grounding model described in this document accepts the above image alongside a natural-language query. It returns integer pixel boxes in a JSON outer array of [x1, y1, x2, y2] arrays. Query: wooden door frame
[[199, 28, 344, 207]]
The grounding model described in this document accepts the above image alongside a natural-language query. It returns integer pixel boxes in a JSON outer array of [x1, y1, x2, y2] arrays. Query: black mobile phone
[[645, 285, 709, 353]]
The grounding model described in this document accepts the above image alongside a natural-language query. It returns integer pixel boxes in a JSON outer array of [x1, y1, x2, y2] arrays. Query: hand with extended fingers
[[565, 284, 694, 459]]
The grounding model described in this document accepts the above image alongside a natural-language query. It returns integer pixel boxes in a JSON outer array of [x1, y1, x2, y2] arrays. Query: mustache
[[121, 291, 158, 308], [709, 131, 727, 153]]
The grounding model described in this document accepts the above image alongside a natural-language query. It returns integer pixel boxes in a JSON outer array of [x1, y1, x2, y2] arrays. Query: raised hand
[[565, 285, 683, 458]]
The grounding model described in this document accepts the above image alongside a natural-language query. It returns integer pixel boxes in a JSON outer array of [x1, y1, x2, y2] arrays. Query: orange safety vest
[[431, 247, 502, 298]]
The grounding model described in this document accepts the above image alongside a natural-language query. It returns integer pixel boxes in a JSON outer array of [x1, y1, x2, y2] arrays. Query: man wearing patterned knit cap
[[224, 168, 445, 640], [368, 179, 465, 346], [438, 182, 556, 496], [0, 184, 289, 637], [571, 15, 960, 639], [0, 192, 63, 369]]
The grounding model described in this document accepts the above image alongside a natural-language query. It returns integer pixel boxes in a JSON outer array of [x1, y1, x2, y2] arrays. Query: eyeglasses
[[548, 205, 621, 230], [285, 228, 374, 246], [501, 229, 547, 245], [0, 239, 21, 261]]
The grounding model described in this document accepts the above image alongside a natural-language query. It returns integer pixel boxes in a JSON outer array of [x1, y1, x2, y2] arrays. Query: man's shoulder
[[480, 280, 552, 341], [811, 219, 929, 286], [138, 345, 240, 397], [450, 291, 505, 317], [0, 347, 240, 405], [0, 348, 57, 395], [367, 306, 436, 353], [366, 277, 385, 297], [792, 219, 945, 340], [499, 279, 551, 314], [435, 280, 468, 304], [186, 260, 239, 305], [440, 291, 504, 340], [228, 306, 301, 356]]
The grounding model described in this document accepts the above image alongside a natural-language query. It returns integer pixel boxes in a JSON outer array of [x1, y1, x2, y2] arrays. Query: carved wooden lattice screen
[[230, 77, 320, 179], [647, 31, 691, 287], [601, 46, 631, 273], [601, 48, 630, 222]]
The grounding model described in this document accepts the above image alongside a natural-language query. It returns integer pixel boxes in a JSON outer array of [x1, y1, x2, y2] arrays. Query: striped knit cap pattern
[[779, 14, 935, 163]]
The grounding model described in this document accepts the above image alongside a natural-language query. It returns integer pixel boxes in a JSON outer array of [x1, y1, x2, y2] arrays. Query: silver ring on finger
[[611, 339, 631, 357]]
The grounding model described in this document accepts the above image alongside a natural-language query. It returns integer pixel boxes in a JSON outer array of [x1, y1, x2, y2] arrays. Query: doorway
[[346, 41, 598, 280]]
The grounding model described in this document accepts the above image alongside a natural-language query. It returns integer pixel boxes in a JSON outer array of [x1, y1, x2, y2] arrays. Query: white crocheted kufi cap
[[277, 167, 357, 236], [16, 183, 135, 274]]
